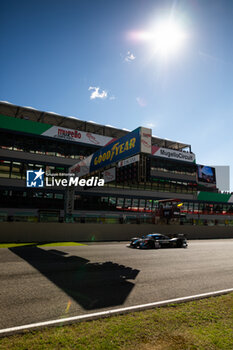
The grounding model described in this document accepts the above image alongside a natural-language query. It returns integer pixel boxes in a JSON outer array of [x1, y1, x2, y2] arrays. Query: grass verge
[[0, 293, 232, 349], [0, 242, 86, 248]]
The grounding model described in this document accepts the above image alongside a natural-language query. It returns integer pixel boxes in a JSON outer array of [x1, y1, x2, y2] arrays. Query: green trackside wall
[[197, 191, 232, 203], [0, 114, 51, 135]]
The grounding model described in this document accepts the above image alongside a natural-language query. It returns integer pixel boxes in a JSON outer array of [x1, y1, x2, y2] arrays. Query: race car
[[128, 233, 188, 249]]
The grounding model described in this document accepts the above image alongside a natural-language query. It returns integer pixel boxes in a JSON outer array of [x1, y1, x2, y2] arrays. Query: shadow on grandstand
[[9, 246, 139, 310]]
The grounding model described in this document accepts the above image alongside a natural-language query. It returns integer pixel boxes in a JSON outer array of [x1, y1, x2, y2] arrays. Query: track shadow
[[9, 246, 139, 310]]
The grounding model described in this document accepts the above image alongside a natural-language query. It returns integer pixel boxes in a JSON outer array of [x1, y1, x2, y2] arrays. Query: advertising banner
[[0, 114, 113, 147], [118, 154, 140, 168], [152, 145, 196, 163], [140, 127, 152, 154], [70, 127, 142, 176], [103, 167, 116, 183], [89, 127, 141, 173], [42, 126, 113, 146], [69, 155, 93, 177]]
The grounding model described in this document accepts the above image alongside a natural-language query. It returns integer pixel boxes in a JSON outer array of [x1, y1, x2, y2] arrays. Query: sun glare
[[153, 19, 186, 57], [127, 16, 187, 60]]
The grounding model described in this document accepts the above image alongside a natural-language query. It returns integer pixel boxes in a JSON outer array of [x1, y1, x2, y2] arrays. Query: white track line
[[0, 288, 233, 336]]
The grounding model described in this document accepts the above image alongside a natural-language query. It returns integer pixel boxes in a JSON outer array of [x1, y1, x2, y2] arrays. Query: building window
[[11, 162, 22, 179], [109, 197, 116, 209], [54, 193, 64, 200], [139, 199, 146, 210], [117, 198, 124, 209], [124, 198, 132, 209], [0, 160, 11, 178], [132, 199, 139, 210]]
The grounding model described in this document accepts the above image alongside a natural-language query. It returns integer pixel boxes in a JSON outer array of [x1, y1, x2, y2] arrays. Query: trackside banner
[[0, 114, 113, 147], [42, 126, 113, 146], [140, 127, 152, 154], [103, 167, 116, 183], [152, 145, 196, 163], [70, 127, 143, 176]]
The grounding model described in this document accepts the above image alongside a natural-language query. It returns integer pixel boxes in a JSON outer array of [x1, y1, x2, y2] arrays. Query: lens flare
[[127, 17, 187, 61]]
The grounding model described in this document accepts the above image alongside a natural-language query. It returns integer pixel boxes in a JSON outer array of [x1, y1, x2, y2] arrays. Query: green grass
[[0, 293, 232, 349], [0, 242, 86, 248]]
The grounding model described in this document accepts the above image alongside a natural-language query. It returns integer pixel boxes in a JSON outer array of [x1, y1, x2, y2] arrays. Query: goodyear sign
[[89, 128, 140, 172], [70, 127, 141, 176]]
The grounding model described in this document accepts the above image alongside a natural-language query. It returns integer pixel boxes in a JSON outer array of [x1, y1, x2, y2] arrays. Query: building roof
[[0, 101, 191, 151]]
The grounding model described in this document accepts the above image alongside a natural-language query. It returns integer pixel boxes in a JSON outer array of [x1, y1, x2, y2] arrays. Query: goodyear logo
[[89, 128, 141, 173], [94, 138, 136, 166]]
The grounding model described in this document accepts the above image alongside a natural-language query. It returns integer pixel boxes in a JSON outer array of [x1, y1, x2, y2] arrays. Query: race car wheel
[[176, 240, 183, 248], [154, 241, 161, 249]]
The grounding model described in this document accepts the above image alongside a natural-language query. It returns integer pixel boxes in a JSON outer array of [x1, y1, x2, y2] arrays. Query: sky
[[0, 0, 233, 189]]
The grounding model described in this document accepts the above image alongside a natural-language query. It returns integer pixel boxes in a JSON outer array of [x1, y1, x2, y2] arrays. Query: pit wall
[[0, 223, 233, 242]]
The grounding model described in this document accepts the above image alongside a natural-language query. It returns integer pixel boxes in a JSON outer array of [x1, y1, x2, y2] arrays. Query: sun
[[127, 16, 187, 60], [152, 19, 186, 57]]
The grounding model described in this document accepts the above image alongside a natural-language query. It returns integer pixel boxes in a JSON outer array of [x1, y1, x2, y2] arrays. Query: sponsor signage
[[0, 114, 113, 147], [118, 154, 140, 168], [140, 127, 152, 154], [42, 126, 113, 146], [103, 167, 116, 183], [90, 127, 141, 172], [152, 145, 196, 163], [69, 156, 93, 177], [70, 127, 142, 176]]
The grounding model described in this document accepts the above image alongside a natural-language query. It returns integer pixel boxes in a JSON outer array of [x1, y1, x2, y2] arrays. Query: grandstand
[[0, 101, 233, 226]]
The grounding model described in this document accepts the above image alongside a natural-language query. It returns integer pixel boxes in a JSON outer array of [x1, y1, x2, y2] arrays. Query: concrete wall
[[1, 223, 233, 242]]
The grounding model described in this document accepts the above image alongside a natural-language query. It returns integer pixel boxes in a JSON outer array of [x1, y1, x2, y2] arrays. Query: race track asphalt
[[0, 239, 233, 330]]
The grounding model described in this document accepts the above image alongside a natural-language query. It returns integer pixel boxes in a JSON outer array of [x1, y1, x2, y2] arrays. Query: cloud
[[88, 86, 107, 100], [125, 51, 136, 62], [109, 96, 116, 100], [136, 97, 147, 107]]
